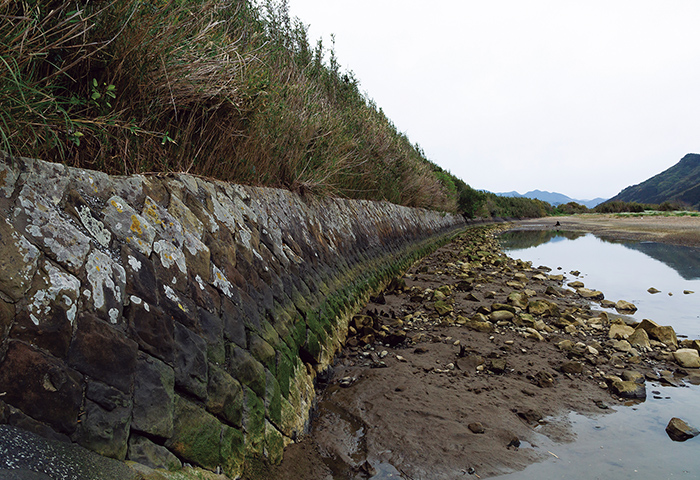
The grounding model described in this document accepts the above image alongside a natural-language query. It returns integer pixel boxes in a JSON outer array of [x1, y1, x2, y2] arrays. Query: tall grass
[[0, 0, 456, 211]]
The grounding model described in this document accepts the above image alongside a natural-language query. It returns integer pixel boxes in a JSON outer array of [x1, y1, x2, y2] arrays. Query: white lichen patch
[[18, 185, 91, 271], [128, 255, 142, 272], [102, 195, 154, 256], [0, 219, 41, 299], [85, 250, 126, 313], [108, 308, 120, 324], [195, 274, 206, 291], [28, 262, 81, 326], [143, 196, 185, 246], [212, 264, 233, 298], [130, 295, 142, 305], [153, 240, 187, 275], [77, 205, 111, 247], [163, 285, 187, 312]]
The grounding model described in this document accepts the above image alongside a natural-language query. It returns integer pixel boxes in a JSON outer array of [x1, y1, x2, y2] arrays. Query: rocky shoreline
[[268, 223, 700, 480]]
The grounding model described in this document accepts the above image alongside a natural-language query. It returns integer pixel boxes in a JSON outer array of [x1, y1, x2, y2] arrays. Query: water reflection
[[500, 230, 700, 339], [495, 229, 700, 480]]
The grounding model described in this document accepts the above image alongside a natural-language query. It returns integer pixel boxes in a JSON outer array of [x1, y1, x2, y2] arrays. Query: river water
[[493, 229, 700, 479]]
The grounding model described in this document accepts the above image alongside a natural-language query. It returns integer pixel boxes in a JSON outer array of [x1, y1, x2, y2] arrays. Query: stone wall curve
[[0, 155, 465, 476]]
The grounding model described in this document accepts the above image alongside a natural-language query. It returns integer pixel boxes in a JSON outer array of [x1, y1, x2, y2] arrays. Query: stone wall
[[0, 155, 465, 476]]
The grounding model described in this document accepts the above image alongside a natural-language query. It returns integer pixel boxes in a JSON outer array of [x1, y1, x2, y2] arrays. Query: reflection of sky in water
[[500, 232, 700, 339], [492, 230, 700, 480]]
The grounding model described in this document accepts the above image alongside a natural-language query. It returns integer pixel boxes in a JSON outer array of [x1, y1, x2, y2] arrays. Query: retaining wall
[[0, 155, 465, 476]]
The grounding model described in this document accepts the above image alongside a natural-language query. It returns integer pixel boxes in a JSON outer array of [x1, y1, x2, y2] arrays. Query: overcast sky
[[287, 1, 700, 200]]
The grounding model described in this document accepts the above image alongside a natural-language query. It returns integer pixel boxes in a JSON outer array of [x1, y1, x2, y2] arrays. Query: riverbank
[[515, 213, 700, 247], [266, 220, 700, 479]]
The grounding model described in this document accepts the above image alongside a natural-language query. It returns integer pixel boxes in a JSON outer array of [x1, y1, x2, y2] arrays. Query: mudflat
[[265, 217, 699, 480], [516, 214, 700, 247]]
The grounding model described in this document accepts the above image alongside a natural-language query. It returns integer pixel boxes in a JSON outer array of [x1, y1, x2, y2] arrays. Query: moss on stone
[[242, 387, 265, 456]]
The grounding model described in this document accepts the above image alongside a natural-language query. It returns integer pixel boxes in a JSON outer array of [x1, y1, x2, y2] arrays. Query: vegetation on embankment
[[0, 0, 548, 219]]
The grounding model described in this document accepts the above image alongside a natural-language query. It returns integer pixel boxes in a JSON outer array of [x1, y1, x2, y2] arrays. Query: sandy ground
[[263, 216, 700, 480]]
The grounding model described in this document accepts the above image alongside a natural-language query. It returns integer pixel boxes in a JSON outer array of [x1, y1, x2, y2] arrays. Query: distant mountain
[[496, 190, 606, 209], [606, 153, 700, 209]]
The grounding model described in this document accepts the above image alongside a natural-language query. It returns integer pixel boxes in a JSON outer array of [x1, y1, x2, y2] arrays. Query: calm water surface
[[492, 230, 700, 480]]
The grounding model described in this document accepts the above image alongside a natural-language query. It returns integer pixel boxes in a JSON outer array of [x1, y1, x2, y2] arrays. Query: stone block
[[243, 387, 265, 456], [249, 333, 276, 371], [264, 420, 285, 466], [86, 380, 131, 412], [227, 345, 266, 397], [198, 307, 225, 365], [128, 434, 182, 470], [0, 218, 40, 302], [84, 250, 126, 325], [220, 425, 245, 478], [173, 322, 208, 400], [68, 313, 138, 393], [206, 363, 243, 427], [132, 353, 175, 439], [165, 396, 223, 470], [265, 371, 282, 427], [11, 260, 80, 358], [0, 341, 82, 435], [75, 398, 131, 460], [126, 300, 174, 364], [221, 296, 247, 348], [121, 245, 159, 305]]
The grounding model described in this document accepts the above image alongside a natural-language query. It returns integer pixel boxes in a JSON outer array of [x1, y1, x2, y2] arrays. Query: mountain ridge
[[606, 153, 700, 209], [496, 190, 607, 209]]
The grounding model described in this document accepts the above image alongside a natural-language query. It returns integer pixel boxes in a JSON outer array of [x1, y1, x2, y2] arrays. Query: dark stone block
[[173, 322, 208, 400], [198, 307, 224, 364], [227, 345, 266, 397], [86, 380, 130, 412], [75, 399, 131, 460], [160, 289, 200, 332], [189, 276, 221, 314], [68, 313, 138, 394], [128, 434, 182, 470], [221, 297, 247, 348], [125, 300, 174, 364], [132, 352, 174, 439], [120, 246, 158, 306], [0, 341, 82, 435], [206, 364, 243, 427], [11, 307, 73, 360]]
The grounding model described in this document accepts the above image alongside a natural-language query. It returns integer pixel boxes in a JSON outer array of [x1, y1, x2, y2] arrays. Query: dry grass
[[0, 0, 457, 212]]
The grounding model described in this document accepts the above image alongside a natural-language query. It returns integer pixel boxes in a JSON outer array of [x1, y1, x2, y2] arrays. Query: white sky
[[287, 0, 700, 200]]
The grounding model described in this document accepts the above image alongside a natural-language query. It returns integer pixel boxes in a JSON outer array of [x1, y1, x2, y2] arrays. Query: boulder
[[666, 417, 700, 442], [577, 288, 604, 301], [636, 319, 678, 348], [609, 378, 646, 399], [489, 310, 514, 322], [673, 349, 700, 369], [615, 300, 638, 313], [608, 323, 634, 340], [507, 292, 528, 309], [128, 434, 182, 470], [627, 328, 651, 350]]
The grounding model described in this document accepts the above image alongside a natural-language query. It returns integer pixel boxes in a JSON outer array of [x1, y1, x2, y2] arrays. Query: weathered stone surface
[[132, 353, 175, 439], [128, 434, 182, 470], [102, 195, 155, 256], [11, 260, 80, 358], [228, 346, 267, 398], [173, 322, 208, 400], [0, 218, 40, 302], [126, 300, 174, 364], [666, 417, 700, 442], [221, 296, 247, 348], [489, 310, 514, 322], [165, 396, 227, 471], [636, 319, 678, 348], [15, 185, 91, 273], [615, 299, 637, 313], [206, 364, 244, 427], [609, 323, 635, 340], [121, 246, 159, 305], [68, 313, 138, 393], [84, 250, 126, 324], [0, 341, 83, 434], [673, 349, 700, 369], [75, 398, 131, 460]]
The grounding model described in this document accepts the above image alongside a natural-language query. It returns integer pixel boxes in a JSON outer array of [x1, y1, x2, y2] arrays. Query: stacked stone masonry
[[0, 156, 465, 476]]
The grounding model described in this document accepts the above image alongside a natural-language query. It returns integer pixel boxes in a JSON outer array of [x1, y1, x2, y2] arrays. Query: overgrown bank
[[0, 0, 547, 219]]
